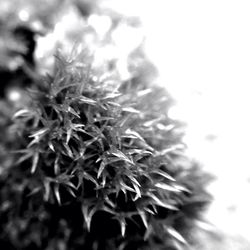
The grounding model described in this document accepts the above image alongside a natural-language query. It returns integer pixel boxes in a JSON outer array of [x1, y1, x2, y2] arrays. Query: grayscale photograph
[[0, 0, 249, 249]]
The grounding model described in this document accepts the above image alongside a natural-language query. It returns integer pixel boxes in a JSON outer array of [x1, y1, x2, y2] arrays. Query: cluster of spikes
[[0, 50, 211, 250]]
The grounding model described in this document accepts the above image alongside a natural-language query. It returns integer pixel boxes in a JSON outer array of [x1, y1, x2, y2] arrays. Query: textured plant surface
[[0, 50, 211, 250]]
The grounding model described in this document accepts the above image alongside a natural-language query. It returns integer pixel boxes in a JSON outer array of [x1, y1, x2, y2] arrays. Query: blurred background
[[0, 0, 250, 249], [141, 1, 250, 248]]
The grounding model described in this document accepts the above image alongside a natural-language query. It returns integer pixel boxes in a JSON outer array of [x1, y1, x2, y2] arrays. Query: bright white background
[[141, 0, 250, 239]]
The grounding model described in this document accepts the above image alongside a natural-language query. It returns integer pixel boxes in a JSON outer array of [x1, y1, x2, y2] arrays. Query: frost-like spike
[[66, 187, 76, 197], [78, 96, 97, 105], [137, 210, 148, 229], [132, 183, 141, 201], [82, 171, 99, 187], [54, 183, 61, 205], [122, 107, 140, 114], [101, 92, 121, 100], [165, 226, 187, 245], [49, 142, 55, 152], [120, 181, 135, 193], [29, 128, 49, 138], [31, 151, 39, 174], [13, 109, 31, 119], [137, 89, 152, 97], [143, 117, 162, 127], [54, 157, 59, 175], [157, 144, 185, 156], [68, 106, 80, 118], [151, 169, 175, 181], [66, 128, 72, 145], [148, 193, 178, 210], [97, 160, 106, 179], [44, 179, 50, 201], [63, 143, 73, 158], [82, 205, 97, 231], [125, 128, 144, 142], [119, 218, 126, 237], [155, 183, 181, 192], [130, 176, 141, 187], [109, 147, 134, 165]]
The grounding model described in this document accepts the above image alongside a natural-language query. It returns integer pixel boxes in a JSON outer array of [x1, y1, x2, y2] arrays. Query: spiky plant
[[0, 50, 211, 250]]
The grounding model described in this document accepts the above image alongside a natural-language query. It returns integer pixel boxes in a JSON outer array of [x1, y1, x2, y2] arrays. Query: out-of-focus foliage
[[0, 1, 212, 249]]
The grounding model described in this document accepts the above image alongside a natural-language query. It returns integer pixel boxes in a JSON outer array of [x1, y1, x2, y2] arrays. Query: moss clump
[[0, 51, 211, 250]]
